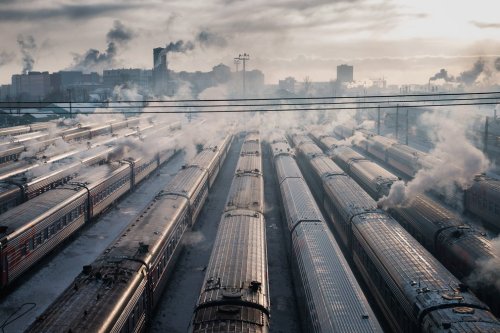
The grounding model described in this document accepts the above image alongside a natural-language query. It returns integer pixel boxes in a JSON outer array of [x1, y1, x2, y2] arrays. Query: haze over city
[[1, 0, 500, 86]]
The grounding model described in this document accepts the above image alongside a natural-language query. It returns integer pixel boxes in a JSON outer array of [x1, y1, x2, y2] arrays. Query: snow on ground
[[0, 152, 186, 333]]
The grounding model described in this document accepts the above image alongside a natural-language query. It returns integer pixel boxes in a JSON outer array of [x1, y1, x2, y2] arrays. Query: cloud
[[471, 20, 500, 29], [0, 50, 14, 67], [0, 3, 138, 22]]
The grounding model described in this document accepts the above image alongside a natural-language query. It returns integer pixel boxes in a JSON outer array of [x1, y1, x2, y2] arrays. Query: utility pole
[[67, 89, 73, 119], [377, 105, 381, 135], [484, 116, 489, 153], [405, 108, 409, 145], [234, 53, 250, 97], [395, 104, 399, 141], [234, 58, 240, 72]]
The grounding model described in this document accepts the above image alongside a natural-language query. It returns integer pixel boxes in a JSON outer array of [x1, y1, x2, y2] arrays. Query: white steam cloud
[[379, 109, 491, 208]]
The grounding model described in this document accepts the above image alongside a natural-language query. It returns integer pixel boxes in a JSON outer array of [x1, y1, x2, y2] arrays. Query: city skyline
[[0, 0, 499, 86]]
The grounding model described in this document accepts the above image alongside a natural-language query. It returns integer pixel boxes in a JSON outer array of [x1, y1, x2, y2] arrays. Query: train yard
[[0, 117, 499, 333]]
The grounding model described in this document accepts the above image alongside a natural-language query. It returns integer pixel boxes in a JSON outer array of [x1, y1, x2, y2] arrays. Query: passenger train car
[[0, 116, 151, 166], [312, 132, 500, 316], [0, 127, 190, 290], [291, 134, 500, 333], [26, 134, 232, 333], [191, 131, 269, 333], [333, 126, 500, 235], [270, 134, 383, 333], [0, 121, 181, 214], [0, 122, 52, 138], [465, 174, 500, 232]]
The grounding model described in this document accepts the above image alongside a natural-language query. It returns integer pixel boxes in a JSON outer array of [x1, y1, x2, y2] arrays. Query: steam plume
[[378, 109, 490, 208], [17, 34, 37, 73], [467, 237, 500, 292], [495, 58, 500, 71]]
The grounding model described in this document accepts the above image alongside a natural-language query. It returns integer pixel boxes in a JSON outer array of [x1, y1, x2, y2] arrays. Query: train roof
[[225, 173, 264, 213], [293, 222, 383, 332], [274, 154, 302, 184], [280, 177, 323, 231], [0, 186, 86, 240]]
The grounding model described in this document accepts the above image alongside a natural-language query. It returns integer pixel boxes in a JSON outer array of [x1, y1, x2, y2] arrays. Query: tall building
[[11, 71, 51, 100], [337, 64, 353, 84], [152, 47, 168, 94], [103, 68, 152, 91]]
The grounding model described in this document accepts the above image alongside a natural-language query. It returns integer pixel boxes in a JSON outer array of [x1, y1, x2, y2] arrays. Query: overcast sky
[[0, 0, 499, 85]]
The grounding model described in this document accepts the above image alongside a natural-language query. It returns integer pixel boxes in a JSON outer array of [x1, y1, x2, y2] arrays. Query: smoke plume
[[71, 20, 134, 71], [196, 30, 228, 48], [429, 68, 454, 82], [429, 59, 486, 85], [165, 40, 195, 54], [378, 109, 490, 208], [17, 34, 37, 73], [457, 59, 485, 85]]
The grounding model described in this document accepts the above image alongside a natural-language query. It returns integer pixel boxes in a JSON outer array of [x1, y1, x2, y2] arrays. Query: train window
[[20, 243, 27, 256], [28, 238, 34, 251], [44, 228, 49, 240], [36, 233, 42, 245]]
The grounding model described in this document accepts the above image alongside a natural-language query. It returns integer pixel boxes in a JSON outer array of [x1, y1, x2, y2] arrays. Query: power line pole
[[67, 89, 73, 119], [235, 53, 250, 97], [233, 58, 240, 72], [405, 108, 409, 145], [377, 105, 381, 135], [395, 104, 399, 141]]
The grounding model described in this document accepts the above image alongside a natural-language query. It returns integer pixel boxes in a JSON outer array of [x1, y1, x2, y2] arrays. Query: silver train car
[[0, 122, 52, 138], [271, 135, 383, 333], [27, 134, 232, 333], [0, 121, 180, 213], [334, 127, 500, 233], [465, 174, 500, 231], [0, 143, 179, 290], [314, 133, 500, 316], [191, 132, 269, 333], [292, 134, 500, 333]]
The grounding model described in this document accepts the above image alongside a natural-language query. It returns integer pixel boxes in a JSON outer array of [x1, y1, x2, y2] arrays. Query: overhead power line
[[0, 90, 499, 105], [3, 101, 499, 115]]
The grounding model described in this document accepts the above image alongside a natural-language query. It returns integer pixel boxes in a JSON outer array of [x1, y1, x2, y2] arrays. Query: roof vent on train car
[[453, 307, 475, 314], [249, 280, 261, 292], [222, 290, 242, 299], [442, 322, 451, 329], [361, 314, 369, 319], [82, 265, 92, 275], [139, 242, 149, 253]]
